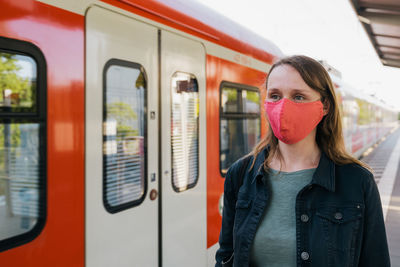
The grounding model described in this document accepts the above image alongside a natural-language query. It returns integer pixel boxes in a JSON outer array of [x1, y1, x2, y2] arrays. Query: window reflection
[[171, 72, 199, 192], [220, 84, 261, 174], [221, 87, 260, 114], [0, 123, 42, 240], [0, 53, 36, 112]]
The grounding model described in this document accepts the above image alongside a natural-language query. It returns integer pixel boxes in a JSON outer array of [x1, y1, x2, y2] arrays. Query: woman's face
[[266, 64, 322, 104]]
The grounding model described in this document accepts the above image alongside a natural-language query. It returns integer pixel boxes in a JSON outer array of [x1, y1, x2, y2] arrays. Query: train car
[[330, 75, 398, 158], [0, 0, 281, 266], [0, 0, 397, 267]]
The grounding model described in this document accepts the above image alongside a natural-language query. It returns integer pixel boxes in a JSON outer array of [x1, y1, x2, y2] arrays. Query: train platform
[[360, 125, 400, 266]]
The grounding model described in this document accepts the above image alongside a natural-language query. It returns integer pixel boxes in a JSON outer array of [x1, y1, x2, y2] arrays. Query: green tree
[[246, 90, 259, 104], [225, 88, 237, 102], [106, 102, 138, 138], [0, 53, 32, 107]]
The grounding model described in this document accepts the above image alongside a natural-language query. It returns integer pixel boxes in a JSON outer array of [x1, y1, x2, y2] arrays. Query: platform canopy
[[350, 0, 400, 68]]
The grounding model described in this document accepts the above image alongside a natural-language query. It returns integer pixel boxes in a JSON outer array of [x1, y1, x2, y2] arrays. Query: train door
[[85, 6, 159, 266], [160, 31, 207, 266]]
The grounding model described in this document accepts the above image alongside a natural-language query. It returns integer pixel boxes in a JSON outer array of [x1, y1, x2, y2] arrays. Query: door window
[[171, 72, 199, 192], [103, 59, 147, 213]]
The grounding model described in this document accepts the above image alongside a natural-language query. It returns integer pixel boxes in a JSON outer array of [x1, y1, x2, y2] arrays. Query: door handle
[[150, 189, 158, 201]]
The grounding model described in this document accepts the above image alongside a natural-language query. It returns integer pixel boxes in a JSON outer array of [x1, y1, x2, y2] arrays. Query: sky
[[197, 0, 400, 110]]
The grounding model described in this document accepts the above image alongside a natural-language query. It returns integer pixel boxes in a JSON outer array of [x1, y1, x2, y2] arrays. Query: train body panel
[[0, 0, 85, 266], [205, 54, 268, 249], [0, 0, 397, 266]]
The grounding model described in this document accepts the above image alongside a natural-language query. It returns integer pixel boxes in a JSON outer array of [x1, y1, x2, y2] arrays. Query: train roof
[[350, 0, 400, 68], [151, 0, 284, 61]]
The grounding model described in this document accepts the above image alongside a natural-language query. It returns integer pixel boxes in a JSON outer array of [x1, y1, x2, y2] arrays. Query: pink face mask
[[264, 98, 324, 144]]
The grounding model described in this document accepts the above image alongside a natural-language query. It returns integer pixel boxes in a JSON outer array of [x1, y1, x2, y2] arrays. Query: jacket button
[[300, 214, 309, 222], [334, 212, 343, 220], [301, 251, 310, 260]]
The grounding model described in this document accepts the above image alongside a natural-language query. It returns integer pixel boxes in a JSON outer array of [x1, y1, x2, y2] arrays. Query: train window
[[171, 72, 199, 192], [0, 37, 46, 252], [103, 59, 147, 213], [220, 82, 261, 175]]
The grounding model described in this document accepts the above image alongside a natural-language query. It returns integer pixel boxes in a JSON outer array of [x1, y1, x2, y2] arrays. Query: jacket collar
[[311, 151, 336, 192], [251, 146, 336, 192]]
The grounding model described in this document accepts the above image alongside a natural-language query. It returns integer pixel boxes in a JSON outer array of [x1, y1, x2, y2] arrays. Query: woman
[[215, 55, 390, 267]]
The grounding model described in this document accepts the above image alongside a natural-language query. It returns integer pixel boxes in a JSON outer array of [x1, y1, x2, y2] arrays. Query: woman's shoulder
[[226, 154, 255, 176], [336, 162, 375, 187], [337, 162, 373, 176]]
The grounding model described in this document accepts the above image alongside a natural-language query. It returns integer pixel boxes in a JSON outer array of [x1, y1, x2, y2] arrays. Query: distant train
[[0, 0, 397, 266], [329, 74, 397, 158]]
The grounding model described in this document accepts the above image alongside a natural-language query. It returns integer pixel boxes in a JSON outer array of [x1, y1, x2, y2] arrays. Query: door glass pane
[[103, 61, 146, 212], [0, 123, 42, 240], [171, 72, 199, 192]]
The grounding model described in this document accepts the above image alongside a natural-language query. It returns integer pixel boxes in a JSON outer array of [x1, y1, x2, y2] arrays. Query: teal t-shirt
[[249, 168, 316, 267]]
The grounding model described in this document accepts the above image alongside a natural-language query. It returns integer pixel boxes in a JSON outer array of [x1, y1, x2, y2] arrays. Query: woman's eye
[[270, 95, 280, 101], [294, 95, 304, 101]]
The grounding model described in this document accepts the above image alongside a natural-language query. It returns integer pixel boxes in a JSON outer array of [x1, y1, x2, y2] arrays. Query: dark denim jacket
[[215, 147, 390, 267]]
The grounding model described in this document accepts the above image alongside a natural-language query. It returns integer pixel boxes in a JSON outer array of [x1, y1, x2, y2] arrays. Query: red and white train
[[0, 0, 397, 266]]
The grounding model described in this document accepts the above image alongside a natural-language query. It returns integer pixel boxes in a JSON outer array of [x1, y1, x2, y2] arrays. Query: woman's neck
[[270, 132, 321, 172]]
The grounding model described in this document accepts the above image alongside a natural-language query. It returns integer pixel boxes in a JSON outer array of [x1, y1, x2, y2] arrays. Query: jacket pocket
[[316, 204, 363, 251], [233, 199, 252, 238]]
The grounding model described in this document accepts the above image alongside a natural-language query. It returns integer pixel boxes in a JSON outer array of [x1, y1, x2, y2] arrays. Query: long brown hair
[[249, 55, 370, 172]]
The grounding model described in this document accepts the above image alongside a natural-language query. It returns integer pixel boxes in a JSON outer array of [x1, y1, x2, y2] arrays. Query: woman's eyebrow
[[268, 88, 309, 93], [290, 88, 310, 94]]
